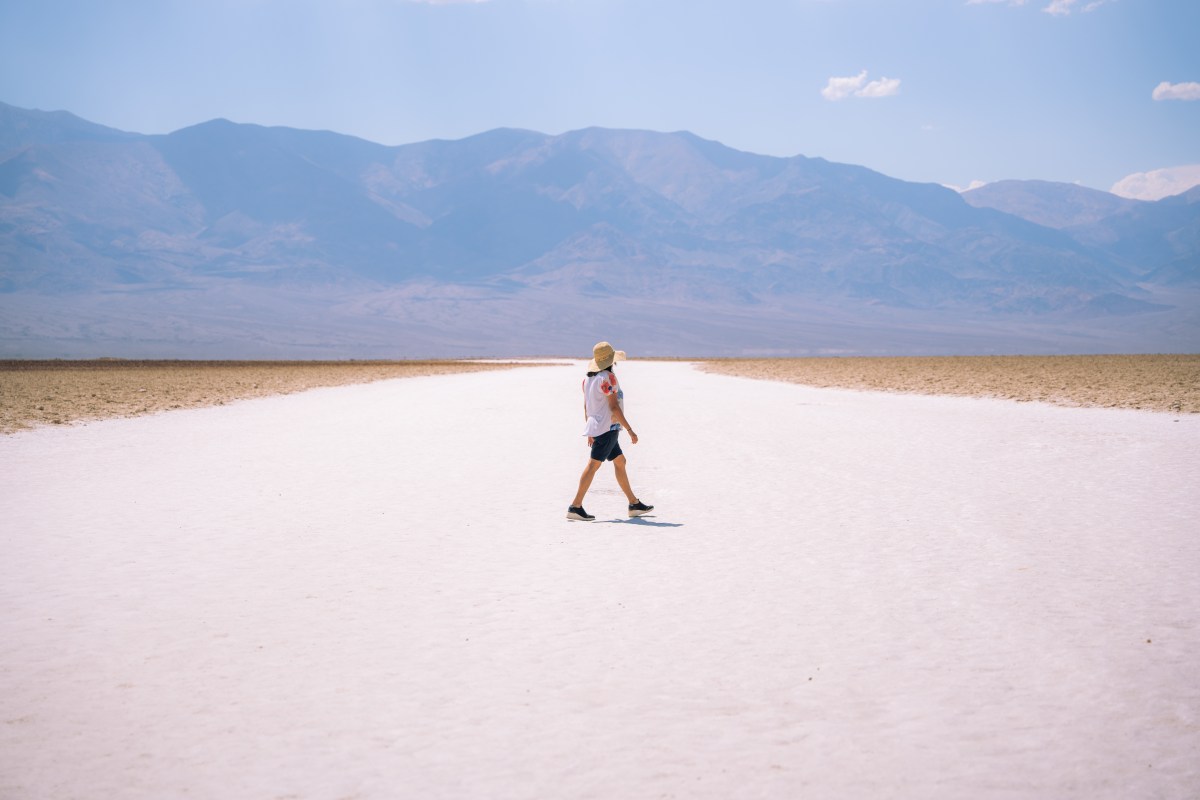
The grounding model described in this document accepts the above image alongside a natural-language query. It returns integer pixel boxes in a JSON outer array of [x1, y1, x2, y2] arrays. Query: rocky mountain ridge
[[1, 101, 1196, 357]]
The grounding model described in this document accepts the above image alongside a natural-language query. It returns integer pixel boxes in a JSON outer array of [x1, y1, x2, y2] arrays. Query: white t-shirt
[[582, 369, 623, 437]]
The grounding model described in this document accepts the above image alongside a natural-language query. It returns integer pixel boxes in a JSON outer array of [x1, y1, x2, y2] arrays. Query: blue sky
[[2, 0, 1198, 197]]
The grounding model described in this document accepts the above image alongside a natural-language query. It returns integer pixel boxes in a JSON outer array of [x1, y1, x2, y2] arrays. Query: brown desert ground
[[701, 354, 1200, 414], [0, 360, 541, 434], [3, 355, 1197, 435]]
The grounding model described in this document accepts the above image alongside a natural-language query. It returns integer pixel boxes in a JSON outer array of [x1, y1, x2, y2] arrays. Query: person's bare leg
[[572, 459, 603, 507], [612, 454, 638, 504]]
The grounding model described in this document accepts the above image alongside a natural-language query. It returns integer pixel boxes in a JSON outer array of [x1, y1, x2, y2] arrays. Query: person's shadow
[[601, 516, 683, 528]]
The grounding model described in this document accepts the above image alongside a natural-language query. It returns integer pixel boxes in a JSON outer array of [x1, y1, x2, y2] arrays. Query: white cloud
[[1043, 0, 1077, 14], [821, 70, 901, 101], [1152, 81, 1200, 101], [821, 71, 867, 101], [858, 76, 901, 98], [1110, 165, 1200, 201], [944, 180, 988, 193]]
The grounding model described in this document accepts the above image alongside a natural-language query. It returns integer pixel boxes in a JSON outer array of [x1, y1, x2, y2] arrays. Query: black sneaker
[[567, 506, 595, 521], [628, 500, 654, 518]]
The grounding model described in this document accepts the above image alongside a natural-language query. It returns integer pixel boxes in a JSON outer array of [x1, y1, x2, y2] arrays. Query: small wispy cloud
[[966, 0, 1110, 13], [1043, 0, 1076, 14], [1152, 81, 1200, 101], [821, 70, 901, 101]]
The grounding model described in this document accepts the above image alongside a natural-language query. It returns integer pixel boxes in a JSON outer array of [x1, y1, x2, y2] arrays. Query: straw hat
[[587, 341, 626, 372]]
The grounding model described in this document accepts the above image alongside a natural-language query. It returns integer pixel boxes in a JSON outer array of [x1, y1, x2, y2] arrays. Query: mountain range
[[1, 101, 1196, 357]]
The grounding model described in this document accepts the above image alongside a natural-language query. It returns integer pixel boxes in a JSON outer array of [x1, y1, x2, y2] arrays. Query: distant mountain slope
[[1073, 186, 1200, 286], [962, 179, 1141, 229], [965, 179, 1200, 285], [0, 100, 137, 151], [1, 102, 1196, 357]]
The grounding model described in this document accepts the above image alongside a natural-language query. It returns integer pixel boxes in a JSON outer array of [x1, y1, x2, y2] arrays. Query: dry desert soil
[[701, 354, 1200, 414], [0, 360, 540, 434], [2, 355, 1197, 434]]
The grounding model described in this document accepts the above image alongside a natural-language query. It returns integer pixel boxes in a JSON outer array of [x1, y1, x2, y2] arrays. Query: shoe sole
[[566, 514, 595, 522], [628, 509, 653, 518]]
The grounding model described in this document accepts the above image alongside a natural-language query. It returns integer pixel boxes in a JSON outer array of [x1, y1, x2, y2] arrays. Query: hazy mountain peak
[[963, 179, 1141, 229], [0, 101, 137, 153]]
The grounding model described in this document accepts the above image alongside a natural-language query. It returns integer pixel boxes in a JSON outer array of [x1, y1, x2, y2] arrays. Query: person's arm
[[607, 392, 638, 444], [585, 400, 594, 446]]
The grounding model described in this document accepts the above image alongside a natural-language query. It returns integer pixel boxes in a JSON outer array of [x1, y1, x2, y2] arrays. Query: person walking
[[567, 341, 654, 521]]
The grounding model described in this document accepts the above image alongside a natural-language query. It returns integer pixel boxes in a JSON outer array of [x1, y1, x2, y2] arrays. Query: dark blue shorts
[[590, 429, 623, 462]]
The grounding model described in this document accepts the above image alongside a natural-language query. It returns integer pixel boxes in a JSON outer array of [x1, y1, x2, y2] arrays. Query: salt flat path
[[2, 361, 1198, 799]]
